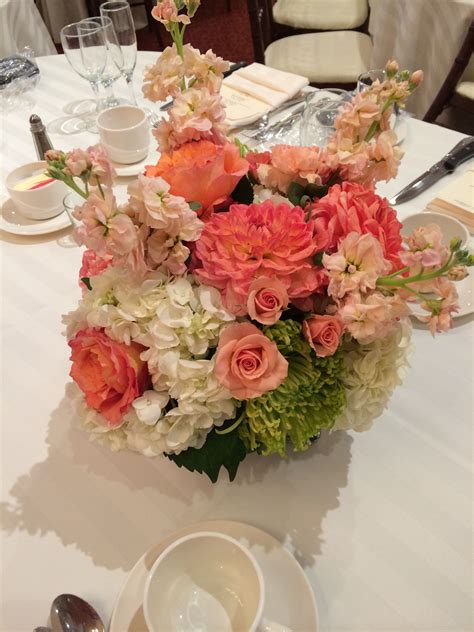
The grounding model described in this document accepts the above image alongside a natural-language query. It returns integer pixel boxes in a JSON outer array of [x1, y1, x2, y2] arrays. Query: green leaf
[[166, 427, 248, 483], [230, 176, 254, 205], [189, 200, 202, 212], [234, 137, 251, 157], [313, 251, 324, 266], [80, 277, 92, 291], [287, 181, 306, 206], [305, 183, 328, 199]]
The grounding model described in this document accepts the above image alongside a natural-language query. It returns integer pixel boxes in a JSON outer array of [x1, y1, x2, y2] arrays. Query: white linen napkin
[[222, 62, 309, 128]]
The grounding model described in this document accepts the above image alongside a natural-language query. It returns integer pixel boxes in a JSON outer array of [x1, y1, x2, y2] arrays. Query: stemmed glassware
[[79, 16, 125, 109], [299, 89, 351, 146], [60, 21, 108, 129], [357, 69, 386, 93], [100, 1, 138, 106]]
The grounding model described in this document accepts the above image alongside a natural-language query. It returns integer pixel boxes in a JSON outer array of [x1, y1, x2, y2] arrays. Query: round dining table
[[1, 52, 473, 632]]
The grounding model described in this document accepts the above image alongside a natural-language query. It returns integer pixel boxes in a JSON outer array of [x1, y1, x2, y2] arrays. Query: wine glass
[[357, 69, 386, 93], [60, 21, 108, 128], [100, 1, 138, 106], [300, 89, 351, 146], [80, 16, 125, 109]]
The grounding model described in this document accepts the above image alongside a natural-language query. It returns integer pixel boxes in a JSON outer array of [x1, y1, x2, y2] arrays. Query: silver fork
[[241, 94, 309, 136]]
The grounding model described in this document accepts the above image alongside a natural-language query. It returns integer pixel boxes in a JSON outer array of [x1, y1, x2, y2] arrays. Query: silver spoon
[[50, 594, 105, 632]]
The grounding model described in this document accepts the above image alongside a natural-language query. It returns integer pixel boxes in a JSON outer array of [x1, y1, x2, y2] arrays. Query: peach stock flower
[[247, 277, 289, 325], [400, 223, 449, 268], [339, 291, 408, 343], [303, 315, 344, 357], [151, 0, 190, 27], [146, 140, 249, 213], [142, 44, 185, 102], [69, 328, 150, 426], [323, 232, 391, 299], [214, 322, 288, 399], [73, 189, 138, 257]]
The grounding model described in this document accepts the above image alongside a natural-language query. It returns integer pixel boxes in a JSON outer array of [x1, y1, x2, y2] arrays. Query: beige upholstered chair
[[247, 0, 372, 88]]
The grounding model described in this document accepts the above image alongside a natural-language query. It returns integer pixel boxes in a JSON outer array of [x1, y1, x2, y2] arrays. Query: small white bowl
[[144, 531, 264, 632], [401, 211, 469, 247], [5, 161, 68, 220]]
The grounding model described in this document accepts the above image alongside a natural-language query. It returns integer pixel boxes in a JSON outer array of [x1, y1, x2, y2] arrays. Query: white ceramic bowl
[[96, 105, 150, 164], [401, 211, 469, 247], [5, 161, 67, 220], [144, 531, 264, 632]]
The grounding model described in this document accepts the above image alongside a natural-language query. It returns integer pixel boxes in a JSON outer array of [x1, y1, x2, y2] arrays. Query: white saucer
[[109, 520, 319, 632], [0, 197, 71, 236], [111, 148, 160, 178]]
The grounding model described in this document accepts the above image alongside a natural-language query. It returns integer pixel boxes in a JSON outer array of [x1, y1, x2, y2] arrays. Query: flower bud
[[447, 265, 468, 281], [450, 236, 462, 251], [44, 149, 64, 162], [410, 70, 424, 86], [385, 59, 399, 77]]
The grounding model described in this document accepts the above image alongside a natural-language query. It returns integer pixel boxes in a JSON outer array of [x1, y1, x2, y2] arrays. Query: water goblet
[[300, 89, 351, 147], [357, 68, 386, 93], [60, 21, 108, 130], [80, 16, 125, 109], [100, 1, 138, 106]]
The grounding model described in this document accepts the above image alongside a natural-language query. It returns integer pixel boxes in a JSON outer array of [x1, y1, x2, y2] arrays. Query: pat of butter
[[14, 172, 54, 191]]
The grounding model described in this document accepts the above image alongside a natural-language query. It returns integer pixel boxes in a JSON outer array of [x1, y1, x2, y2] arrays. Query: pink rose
[[69, 328, 150, 426], [303, 315, 344, 357], [247, 277, 288, 325], [214, 322, 288, 399]]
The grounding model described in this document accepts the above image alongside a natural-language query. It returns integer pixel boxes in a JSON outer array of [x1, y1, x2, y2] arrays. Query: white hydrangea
[[68, 272, 236, 456], [252, 185, 293, 206], [334, 319, 413, 432]]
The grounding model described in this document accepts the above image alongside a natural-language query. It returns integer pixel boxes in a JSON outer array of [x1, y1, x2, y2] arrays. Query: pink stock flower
[[151, 0, 190, 27], [69, 328, 150, 426], [323, 232, 392, 299], [311, 182, 403, 269], [247, 277, 289, 325], [127, 174, 203, 240], [214, 322, 288, 399], [64, 148, 91, 177], [73, 189, 138, 257], [417, 278, 459, 335], [194, 200, 326, 315], [78, 249, 113, 289], [87, 144, 116, 187], [364, 130, 403, 183], [146, 139, 248, 213], [142, 45, 185, 102], [400, 223, 449, 268], [334, 92, 381, 143], [257, 144, 334, 194], [183, 45, 230, 92], [338, 291, 408, 343], [303, 315, 344, 357]]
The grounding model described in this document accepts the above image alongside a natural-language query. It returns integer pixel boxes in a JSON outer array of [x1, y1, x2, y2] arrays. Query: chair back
[[247, 0, 275, 64]]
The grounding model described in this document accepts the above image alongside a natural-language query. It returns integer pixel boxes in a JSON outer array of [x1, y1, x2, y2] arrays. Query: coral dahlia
[[194, 200, 325, 315]]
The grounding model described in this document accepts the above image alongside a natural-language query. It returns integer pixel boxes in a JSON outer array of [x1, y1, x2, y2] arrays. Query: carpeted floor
[[136, 0, 255, 63]]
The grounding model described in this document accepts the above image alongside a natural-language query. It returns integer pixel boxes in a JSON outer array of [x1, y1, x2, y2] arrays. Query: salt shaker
[[29, 114, 53, 159]]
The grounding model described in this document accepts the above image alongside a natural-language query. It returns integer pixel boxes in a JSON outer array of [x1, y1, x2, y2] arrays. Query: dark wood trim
[[423, 21, 474, 122]]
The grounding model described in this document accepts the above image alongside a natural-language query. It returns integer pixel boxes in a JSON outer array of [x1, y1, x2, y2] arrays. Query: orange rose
[[303, 315, 344, 358], [69, 328, 149, 426], [145, 139, 249, 213]]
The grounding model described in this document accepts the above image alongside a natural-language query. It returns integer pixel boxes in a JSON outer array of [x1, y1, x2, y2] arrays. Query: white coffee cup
[[96, 105, 150, 164], [144, 531, 291, 632], [5, 161, 68, 220]]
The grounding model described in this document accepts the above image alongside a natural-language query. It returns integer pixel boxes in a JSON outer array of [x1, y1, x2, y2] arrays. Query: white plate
[[111, 148, 160, 178], [0, 197, 71, 236], [410, 267, 474, 319], [109, 520, 319, 632]]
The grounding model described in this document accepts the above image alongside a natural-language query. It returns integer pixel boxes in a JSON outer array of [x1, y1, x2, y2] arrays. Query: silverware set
[[34, 594, 105, 632]]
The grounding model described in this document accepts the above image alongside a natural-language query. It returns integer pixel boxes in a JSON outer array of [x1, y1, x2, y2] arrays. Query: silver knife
[[390, 136, 474, 205]]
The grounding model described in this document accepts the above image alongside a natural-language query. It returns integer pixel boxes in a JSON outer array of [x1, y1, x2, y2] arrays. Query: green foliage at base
[[166, 426, 247, 483], [239, 320, 346, 456]]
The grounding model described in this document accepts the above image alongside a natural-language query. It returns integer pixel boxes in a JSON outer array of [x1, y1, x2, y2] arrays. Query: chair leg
[[144, 0, 155, 31]]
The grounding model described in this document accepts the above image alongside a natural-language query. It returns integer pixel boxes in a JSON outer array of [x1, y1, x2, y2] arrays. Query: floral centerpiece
[[47, 1, 473, 482]]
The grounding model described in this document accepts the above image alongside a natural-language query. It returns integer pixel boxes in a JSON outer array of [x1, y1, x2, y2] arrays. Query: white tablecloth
[[1, 52, 473, 632], [0, 0, 57, 57], [369, 0, 474, 118]]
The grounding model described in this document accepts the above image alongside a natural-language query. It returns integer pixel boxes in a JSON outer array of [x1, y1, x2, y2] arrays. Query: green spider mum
[[238, 319, 346, 456]]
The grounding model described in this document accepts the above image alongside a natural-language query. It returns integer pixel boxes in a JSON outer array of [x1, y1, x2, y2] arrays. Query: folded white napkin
[[222, 62, 309, 128]]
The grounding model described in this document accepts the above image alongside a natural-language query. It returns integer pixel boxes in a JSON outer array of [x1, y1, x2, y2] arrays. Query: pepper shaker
[[29, 114, 53, 159]]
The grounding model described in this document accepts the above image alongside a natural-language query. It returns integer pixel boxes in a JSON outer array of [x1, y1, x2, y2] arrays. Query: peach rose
[[214, 322, 288, 399], [303, 315, 344, 357], [247, 277, 288, 325], [145, 139, 249, 213], [69, 328, 149, 426]]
